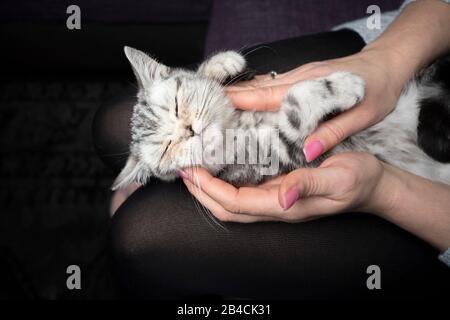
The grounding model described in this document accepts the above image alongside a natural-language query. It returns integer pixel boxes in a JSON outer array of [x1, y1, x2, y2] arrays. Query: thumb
[[225, 84, 290, 111], [278, 167, 338, 210], [303, 105, 373, 162]]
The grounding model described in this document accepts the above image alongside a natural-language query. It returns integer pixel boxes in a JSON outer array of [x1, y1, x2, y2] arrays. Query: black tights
[[92, 30, 450, 299]]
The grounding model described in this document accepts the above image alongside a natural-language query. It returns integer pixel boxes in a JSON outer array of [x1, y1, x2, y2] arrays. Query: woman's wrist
[[360, 160, 401, 218], [361, 0, 450, 88], [364, 161, 450, 251], [359, 44, 414, 93], [365, 162, 403, 218]]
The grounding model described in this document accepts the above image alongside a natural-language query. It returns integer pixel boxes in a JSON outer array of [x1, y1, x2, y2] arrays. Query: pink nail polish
[[303, 140, 324, 163], [179, 170, 189, 180], [284, 187, 300, 210]]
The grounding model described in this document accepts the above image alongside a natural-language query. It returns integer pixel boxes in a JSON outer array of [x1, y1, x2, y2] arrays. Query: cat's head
[[112, 47, 234, 190]]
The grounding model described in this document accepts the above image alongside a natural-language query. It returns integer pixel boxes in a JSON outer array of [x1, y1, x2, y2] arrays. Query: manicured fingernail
[[179, 170, 189, 180], [303, 140, 324, 163], [284, 187, 299, 210]]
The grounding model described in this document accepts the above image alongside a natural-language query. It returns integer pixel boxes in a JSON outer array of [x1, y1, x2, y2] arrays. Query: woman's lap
[[94, 30, 450, 298], [110, 179, 449, 299]]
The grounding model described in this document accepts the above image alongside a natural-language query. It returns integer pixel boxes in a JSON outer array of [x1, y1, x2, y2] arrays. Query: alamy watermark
[[66, 5, 81, 30], [366, 5, 381, 30], [66, 265, 81, 290], [195, 127, 280, 176], [366, 264, 381, 290]]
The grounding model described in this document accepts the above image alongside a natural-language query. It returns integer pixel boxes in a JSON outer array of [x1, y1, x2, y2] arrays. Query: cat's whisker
[[102, 150, 130, 157], [195, 78, 211, 118], [223, 70, 255, 87], [238, 44, 278, 58], [189, 154, 211, 221], [111, 155, 133, 166], [124, 79, 139, 92], [187, 149, 227, 232], [197, 79, 219, 120]]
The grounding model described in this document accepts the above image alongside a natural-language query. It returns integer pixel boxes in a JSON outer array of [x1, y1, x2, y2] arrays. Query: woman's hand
[[183, 151, 450, 250], [181, 0, 450, 250], [226, 0, 450, 163], [181, 152, 388, 223], [226, 47, 409, 162]]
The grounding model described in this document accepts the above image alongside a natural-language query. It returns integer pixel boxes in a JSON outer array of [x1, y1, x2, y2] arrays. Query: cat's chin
[[155, 172, 179, 182], [156, 164, 224, 182], [201, 163, 226, 177]]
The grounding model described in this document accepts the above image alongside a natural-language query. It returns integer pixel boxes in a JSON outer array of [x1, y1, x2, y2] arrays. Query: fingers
[[183, 179, 274, 223], [278, 167, 339, 210], [304, 102, 376, 162], [226, 61, 328, 92], [285, 196, 343, 221], [225, 61, 333, 112], [258, 175, 285, 187], [182, 167, 284, 216], [226, 61, 325, 88], [182, 167, 346, 222], [226, 76, 291, 91], [225, 84, 291, 111]]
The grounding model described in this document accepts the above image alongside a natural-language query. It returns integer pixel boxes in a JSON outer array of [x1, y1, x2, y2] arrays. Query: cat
[[112, 46, 450, 190]]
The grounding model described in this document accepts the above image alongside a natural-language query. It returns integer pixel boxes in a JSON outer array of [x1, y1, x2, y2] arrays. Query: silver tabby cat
[[112, 46, 450, 189]]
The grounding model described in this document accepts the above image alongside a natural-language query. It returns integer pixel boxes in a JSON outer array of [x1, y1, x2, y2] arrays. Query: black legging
[[92, 30, 450, 299]]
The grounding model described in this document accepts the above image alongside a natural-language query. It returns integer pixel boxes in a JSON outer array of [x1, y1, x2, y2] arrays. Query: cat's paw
[[197, 51, 246, 81], [323, 71, 365, 109]]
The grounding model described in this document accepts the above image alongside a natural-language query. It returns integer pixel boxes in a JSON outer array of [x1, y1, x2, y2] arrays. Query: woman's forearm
[[370, 163, 450, 251], [363, 0, 450, 85], [357, 1, 450, 250]]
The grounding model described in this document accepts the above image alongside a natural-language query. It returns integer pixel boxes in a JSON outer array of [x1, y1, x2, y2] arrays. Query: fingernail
[[303, 140, 324, 163], [179, 170, 189, 180], [284, 187, 300, 210]]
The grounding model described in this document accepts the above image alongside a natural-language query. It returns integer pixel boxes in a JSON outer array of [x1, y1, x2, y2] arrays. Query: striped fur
[[112, 47, 450, 189]]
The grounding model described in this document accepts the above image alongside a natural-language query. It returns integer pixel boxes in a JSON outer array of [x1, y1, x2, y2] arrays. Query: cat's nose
[[185, 125, 194, 137]]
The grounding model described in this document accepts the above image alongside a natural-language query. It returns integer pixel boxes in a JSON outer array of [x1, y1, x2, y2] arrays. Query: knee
[[108, 182, 210, 298], [108, 187, 185, 298], [109, 198, 155, 271], [92, 95, 135, 171], [108, 198, 157, 296]]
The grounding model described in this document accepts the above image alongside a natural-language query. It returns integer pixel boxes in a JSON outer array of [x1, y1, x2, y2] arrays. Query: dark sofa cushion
[[0, 0, 212, 75], [0, 0, 211, 23], [205, 0, 404, 54]]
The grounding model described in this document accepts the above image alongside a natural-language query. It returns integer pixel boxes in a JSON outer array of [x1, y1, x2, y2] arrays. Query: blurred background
[[0, 0, 408, 299]]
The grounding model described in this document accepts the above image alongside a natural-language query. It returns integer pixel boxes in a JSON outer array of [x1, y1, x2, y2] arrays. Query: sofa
[[1, 0, 448, 300]]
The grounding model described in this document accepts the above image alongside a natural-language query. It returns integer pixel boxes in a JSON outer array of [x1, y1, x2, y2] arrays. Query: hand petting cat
[[181, 151, 450, 251], [183, 0, 450, 230], [181, 46, 409, 222], [181, 152, 386, 223], [226, 47, 407, 162], [226, 0, 450, 162]]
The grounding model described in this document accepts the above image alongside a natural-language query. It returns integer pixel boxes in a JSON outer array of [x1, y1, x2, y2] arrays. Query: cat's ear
[[124, 46, 170, 88], [111, 156, 150, 190]]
